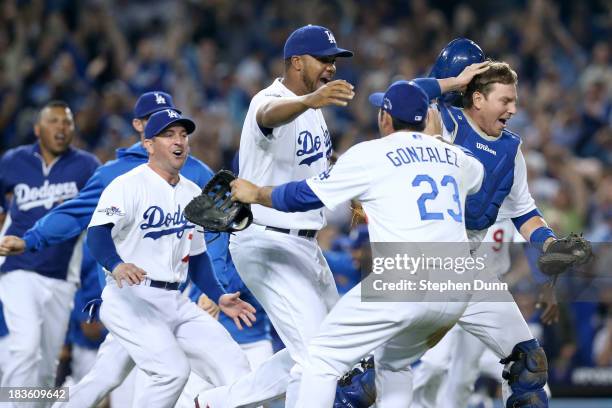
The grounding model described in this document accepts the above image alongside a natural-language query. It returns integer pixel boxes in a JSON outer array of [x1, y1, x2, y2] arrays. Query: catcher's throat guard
[[185, 170, 253, 233]]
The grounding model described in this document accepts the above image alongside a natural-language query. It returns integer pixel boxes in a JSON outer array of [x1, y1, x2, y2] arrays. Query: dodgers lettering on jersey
[[438, 104, 536, 231], [140, 205, 191, 239], [296, 126, 332, 166], [239, 79, 330, 230], [307, 131, 484, 243], [14, 180, 79, 211], [89, 164, 204, 283], [0, 143, 99, 280]]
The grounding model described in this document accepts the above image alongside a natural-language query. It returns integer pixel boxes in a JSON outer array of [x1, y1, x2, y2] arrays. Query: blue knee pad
[[334, 359, 377, 408], [500, 339, 549, 408]]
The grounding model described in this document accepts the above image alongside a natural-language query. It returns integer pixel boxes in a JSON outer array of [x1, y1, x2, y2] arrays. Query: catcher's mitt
[[185, 170, 253, 233], [537, 233, 592, 277]]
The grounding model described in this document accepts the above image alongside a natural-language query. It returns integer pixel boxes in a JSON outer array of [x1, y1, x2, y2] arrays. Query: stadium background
[[0, 0, 610, 405]]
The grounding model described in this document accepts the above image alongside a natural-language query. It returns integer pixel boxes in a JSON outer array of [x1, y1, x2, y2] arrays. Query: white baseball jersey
[[89, 164, 205, 283], [239, 78, 331, 230], [307, 131, 484, 242], [440, 110, 536, 220]]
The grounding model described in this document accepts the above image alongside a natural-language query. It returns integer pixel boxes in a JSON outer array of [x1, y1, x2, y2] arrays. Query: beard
[[300, 70, 317, 93]]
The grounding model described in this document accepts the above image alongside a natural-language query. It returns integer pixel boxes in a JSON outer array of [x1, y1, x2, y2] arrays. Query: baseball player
[[230, 80, 486, 407], [195, 48, 490, 408], [0, 100, 100, 404], [340, 43, 566, 408], [88, 109, 255, 407], [0, 91, 216, 408], [196, 24, 355, 408], [419, 45, 568, 408]]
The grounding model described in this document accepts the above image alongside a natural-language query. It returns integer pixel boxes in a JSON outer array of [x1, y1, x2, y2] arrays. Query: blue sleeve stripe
[[529, 226, 557, 251], [188, 252, 226, 303], [86, 224, 124, 272], [271, 181, 324, 212], [512, 208, 542, 230], [413, 78, 442, 101]]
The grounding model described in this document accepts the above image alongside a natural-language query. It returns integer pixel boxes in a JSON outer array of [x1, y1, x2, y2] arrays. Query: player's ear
[[291, 56, 303, 71], [33, 123, 41, 139], [143, 138, 154, 154], [472, 91, 484, 110], [133, 118, 145, 133]]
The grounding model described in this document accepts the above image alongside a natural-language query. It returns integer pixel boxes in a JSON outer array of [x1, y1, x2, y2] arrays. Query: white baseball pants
[[0, 270, 76, 408], [99, 281, 251, 408], [229, 225, 339, 407], [294, 282, 468, 408]]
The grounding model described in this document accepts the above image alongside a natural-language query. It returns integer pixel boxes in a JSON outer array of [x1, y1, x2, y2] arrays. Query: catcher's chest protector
[[440, 104, 520, 231]]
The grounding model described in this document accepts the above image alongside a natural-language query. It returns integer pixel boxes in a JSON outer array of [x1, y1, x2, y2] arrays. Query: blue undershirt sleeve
[[86, 224, 124, 272], [188, 251, 226, 303], [270, 180, 324, 212], [511, 208, 543, 231], [413, 78, 442, 101]]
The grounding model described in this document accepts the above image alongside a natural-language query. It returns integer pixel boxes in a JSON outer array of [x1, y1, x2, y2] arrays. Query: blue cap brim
[[164, 118, 196, 135], [146, 118, 196, 139], [311, 47, 354, 58], [368, 92, 385, 107]]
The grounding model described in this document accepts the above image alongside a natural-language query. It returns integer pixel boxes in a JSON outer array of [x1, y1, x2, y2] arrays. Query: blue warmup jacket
[[0, 143, 99, 280]]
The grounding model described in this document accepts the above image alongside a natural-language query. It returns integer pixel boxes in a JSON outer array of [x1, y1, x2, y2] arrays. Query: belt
[[265, 226, 318, 239], [147, 279, 180, 291]]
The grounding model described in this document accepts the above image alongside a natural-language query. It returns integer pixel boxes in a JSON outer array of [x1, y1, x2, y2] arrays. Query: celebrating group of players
[[0, 23, 590, 408]]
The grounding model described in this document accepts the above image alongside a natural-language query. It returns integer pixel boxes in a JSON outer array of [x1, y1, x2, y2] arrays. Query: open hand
[[454, 61, 491, 92], [111, 263, 146, 288], [536, 283, 559, 325], [219, 292, 257, 330], [303, 79, 355, 109]]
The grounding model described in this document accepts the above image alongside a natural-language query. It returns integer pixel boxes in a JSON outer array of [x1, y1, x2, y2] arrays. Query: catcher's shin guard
[[500, 339, 549, 408], [334, 359, 376, 408]]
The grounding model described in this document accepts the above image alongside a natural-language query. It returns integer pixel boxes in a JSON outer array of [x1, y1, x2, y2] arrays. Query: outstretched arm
[[257, 79, 354, 128], [230, 179, 324, 212]]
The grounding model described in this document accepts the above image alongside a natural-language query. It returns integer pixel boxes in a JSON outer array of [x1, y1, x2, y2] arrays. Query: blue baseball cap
[[368, 80, 429, 125], [284, 25, 353, 59], [144, 109, 196, 139], [133, 91, 178, 119]]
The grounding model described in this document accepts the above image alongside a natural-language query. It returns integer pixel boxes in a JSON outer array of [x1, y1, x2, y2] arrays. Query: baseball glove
[[185, 170, 253, 233], [537, 233, 592, 277]]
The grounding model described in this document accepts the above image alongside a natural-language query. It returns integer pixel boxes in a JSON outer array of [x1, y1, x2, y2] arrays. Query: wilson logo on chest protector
[[296, 126, 332, 166], [140, 204, 194, 239], [475, 142, 497, 156]]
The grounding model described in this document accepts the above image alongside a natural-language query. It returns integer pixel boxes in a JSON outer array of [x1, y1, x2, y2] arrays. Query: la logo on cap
[[154, 92, 167, 105], [383, 97, 392, 111], [166, 109, 180, 118], [324, 30, 336, 44]]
